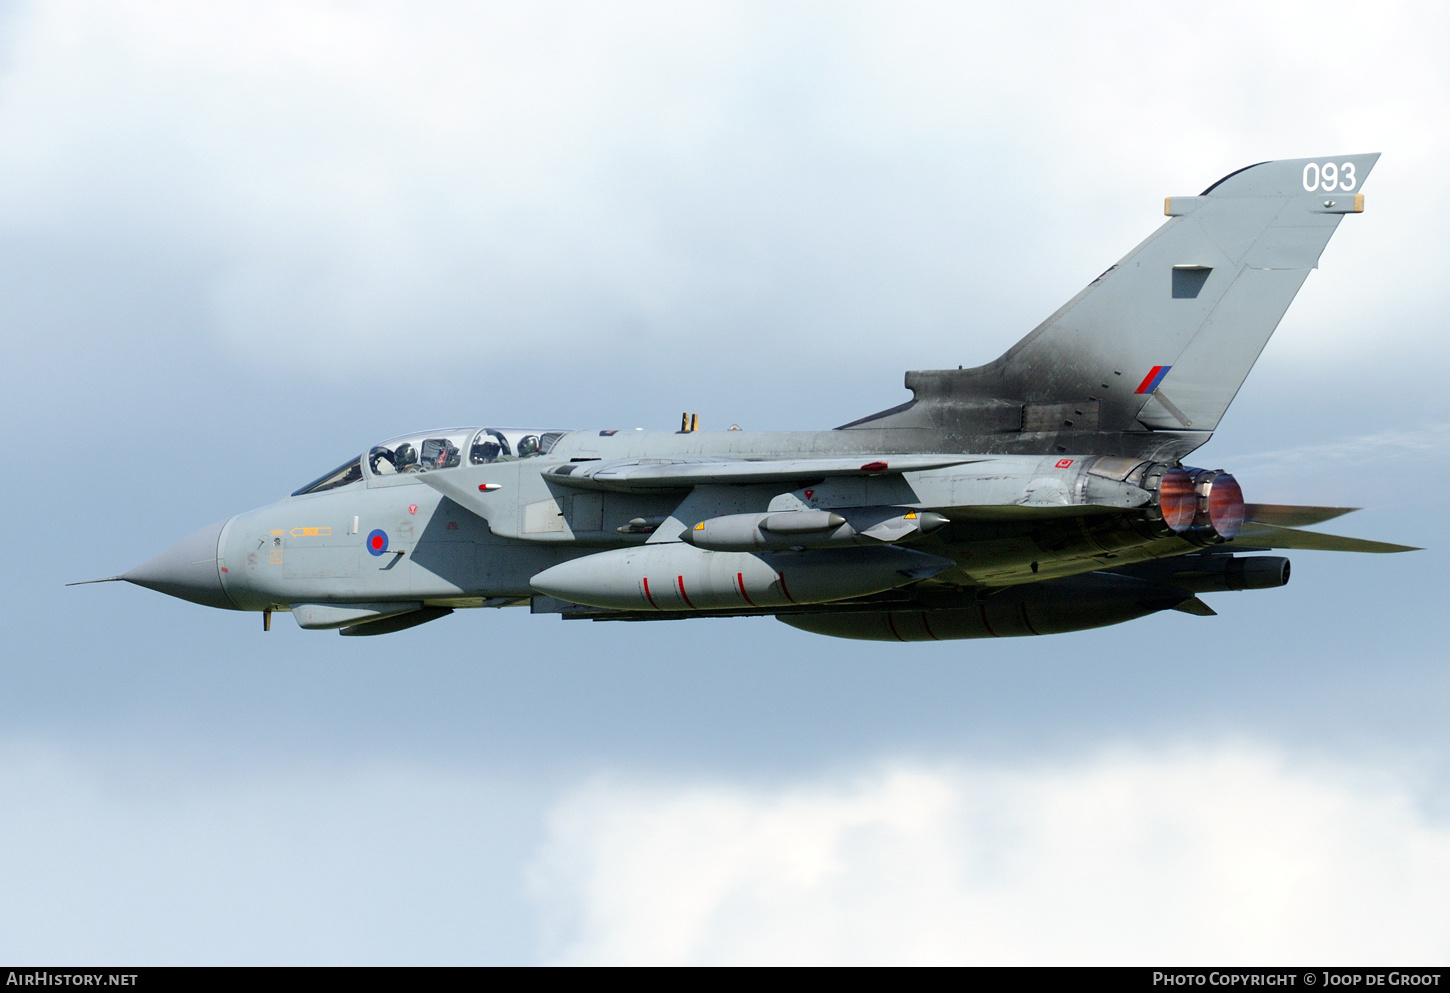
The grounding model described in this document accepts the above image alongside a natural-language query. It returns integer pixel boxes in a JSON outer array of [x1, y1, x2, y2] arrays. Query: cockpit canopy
[[465, 428, 568, 464], [368, 428, 475, 476], [291, 427, 570, 496], [291, 457, 363, 496]]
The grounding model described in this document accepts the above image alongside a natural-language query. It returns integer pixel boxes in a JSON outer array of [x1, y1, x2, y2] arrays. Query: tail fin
[[849, 155, 1378, 446]]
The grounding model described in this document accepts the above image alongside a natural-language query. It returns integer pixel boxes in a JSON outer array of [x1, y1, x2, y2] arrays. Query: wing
[[413, 453, 983, 537], [541, 455, 982, 491]]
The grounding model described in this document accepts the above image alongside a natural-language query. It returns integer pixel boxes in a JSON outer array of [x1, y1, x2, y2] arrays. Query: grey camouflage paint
[[103, 155, 1414, 640]]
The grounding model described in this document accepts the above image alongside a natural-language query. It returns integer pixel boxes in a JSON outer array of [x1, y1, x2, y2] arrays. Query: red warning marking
[[408, 504, 418, 515], [803, 489, 815, 500], [860, 461, 888, 472], [642, 576, 659, 609], [885, 612, 904, 641], [676, 575, 696, 609], [1056, 458, 1074, 469], [1019, 602, 1041, 636], [919, 611, 939, 641], [736, 572, 756, 606], [777, 572, 797, 604], [978, 602, 1000, 638]]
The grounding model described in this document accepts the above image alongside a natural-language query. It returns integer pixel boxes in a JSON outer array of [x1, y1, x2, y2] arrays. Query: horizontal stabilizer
[[1244, 504, 1358, 527], [1232, 523, 1419, 554]]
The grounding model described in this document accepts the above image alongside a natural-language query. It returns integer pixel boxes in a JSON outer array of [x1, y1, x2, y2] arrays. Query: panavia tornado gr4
[[78, 154, 1416, 639]]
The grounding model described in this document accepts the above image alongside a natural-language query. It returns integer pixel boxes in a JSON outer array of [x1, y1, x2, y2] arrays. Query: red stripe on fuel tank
[[919, 611, 939, 641], [979, 603, 1000, 638], [677, 575, 696, 609], [736, 572, 756, 606], [1019, 602, 1041, 636], [776, 572, 797, 604], [642, 576, 660, 609], [885, 613, 905, 642]]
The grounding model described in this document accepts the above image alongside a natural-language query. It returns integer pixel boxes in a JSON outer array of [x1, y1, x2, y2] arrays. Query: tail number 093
[[1302, 161, 1357, 192]]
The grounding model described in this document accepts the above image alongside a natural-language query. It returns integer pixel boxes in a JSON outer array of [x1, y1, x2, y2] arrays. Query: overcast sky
[[3, 0, 1449, 965]]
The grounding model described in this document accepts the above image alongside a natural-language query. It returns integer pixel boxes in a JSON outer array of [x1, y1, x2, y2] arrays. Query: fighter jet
[[76, 154, 1417, 639]]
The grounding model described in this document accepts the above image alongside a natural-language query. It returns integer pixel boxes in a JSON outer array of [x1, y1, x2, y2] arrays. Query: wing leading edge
[[541, 455, 983, 491]]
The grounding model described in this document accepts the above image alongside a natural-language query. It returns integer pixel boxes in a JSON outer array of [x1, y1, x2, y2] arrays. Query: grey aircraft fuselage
[[98, 153, 1416, 640], [220, 429, 1186, 611]]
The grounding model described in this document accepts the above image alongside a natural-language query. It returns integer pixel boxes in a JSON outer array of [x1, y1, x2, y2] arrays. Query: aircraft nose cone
[[125, 519, 236, 609]]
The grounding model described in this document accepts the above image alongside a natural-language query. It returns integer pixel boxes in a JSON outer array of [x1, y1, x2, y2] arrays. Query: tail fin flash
[[851, 155, 1378, 447]]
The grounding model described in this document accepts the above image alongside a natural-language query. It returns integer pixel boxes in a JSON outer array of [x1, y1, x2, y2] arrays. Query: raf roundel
[[365, 529, 389, 556]]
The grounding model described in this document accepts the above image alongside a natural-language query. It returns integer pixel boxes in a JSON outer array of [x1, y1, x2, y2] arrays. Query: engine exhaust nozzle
[[1159, 467, 1198, 531], [1200, 470, 1244, 539], [1158, 467, 1244, 540]]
